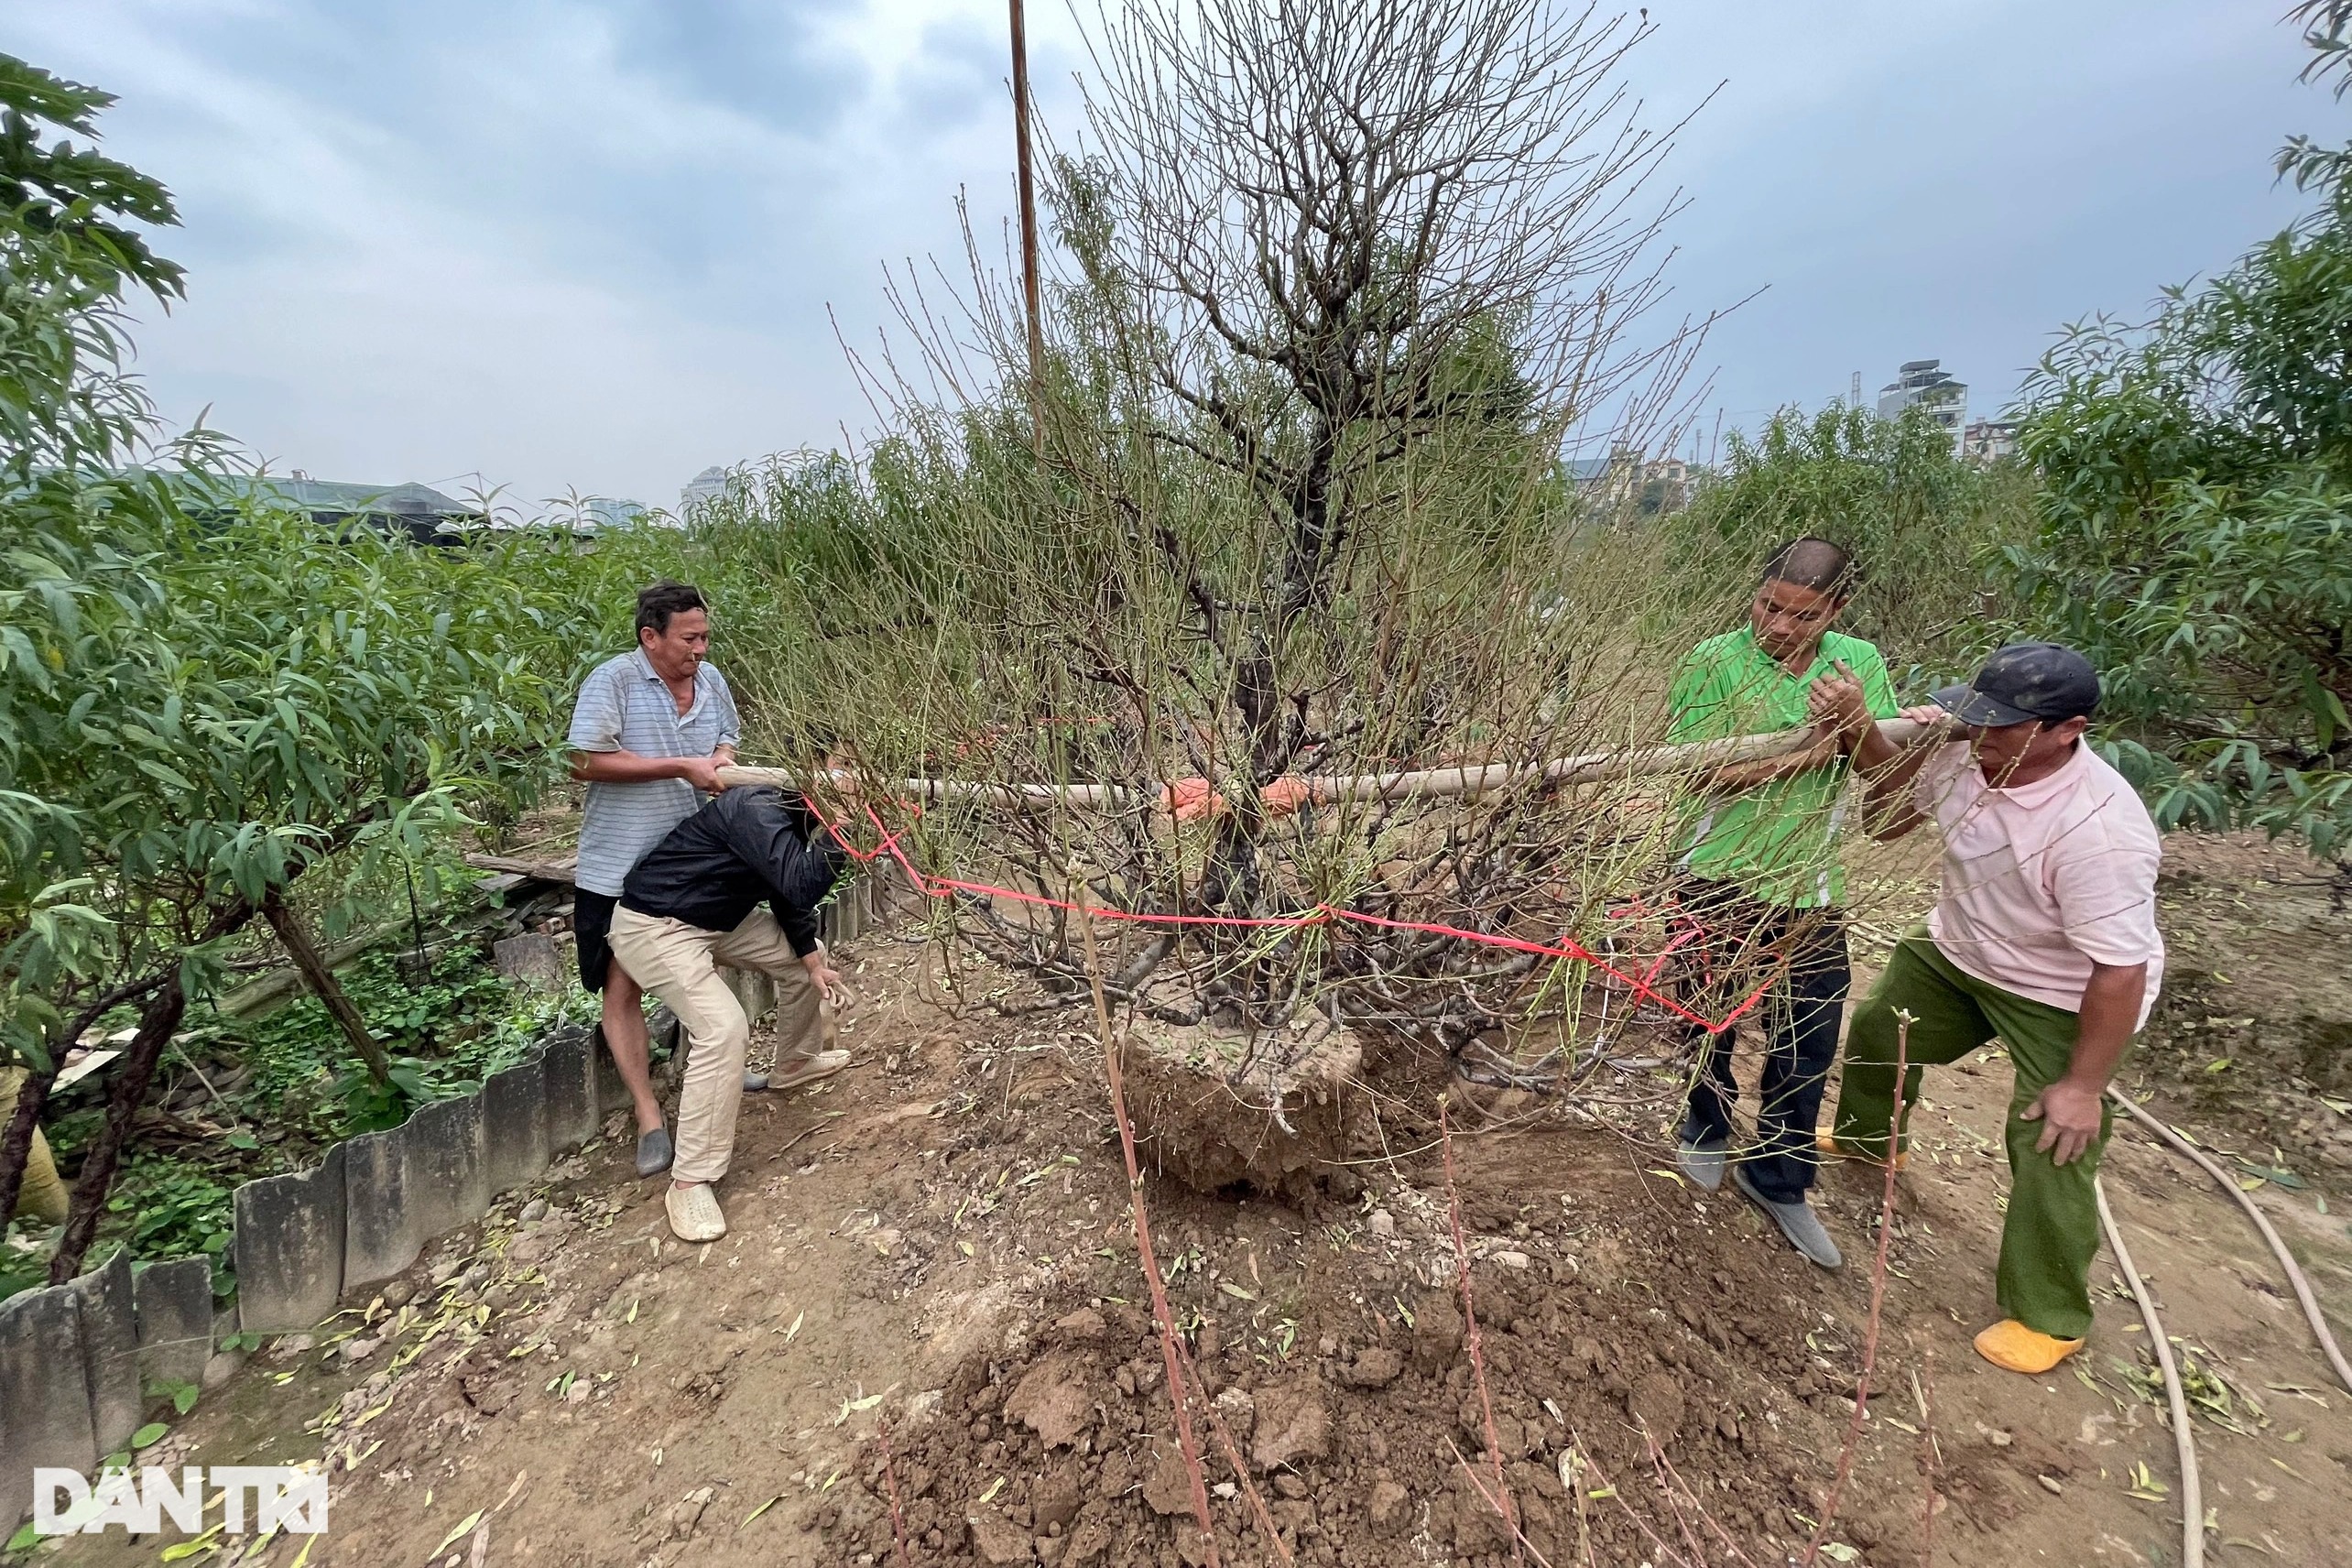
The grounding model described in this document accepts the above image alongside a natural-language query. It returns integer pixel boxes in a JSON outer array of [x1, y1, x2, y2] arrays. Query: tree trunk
[[0, 1062, 59, 1228], [1, 970, 177, 1225], [49, 978, 187, 1283], [263, 888, 392, 1087]]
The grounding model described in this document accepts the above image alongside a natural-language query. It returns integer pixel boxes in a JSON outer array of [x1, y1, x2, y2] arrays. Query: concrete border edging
[[0, 1014, 639, 1524], [0, 881, 877, 1525], [0, 1281, 96, 1530], [231, 1141, 348, 1334]]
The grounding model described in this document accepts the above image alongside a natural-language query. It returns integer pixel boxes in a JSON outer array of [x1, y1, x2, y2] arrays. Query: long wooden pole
[[1008, 0, 1046, 456], [715, 715, 1949, 811]]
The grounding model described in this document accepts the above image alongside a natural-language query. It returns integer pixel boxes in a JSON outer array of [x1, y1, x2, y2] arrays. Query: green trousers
[[1831, 928, 2115, 1341]]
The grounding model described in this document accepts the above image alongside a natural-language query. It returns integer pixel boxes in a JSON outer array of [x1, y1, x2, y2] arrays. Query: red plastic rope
[[800, 795, 1769, 1035]]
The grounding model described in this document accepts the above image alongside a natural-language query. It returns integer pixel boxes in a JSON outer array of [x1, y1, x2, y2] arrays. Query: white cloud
[[16, 0, 2338, 497]]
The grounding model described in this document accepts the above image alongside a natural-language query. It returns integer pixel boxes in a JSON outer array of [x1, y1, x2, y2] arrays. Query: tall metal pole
[[1008, 0, 1046, 456]]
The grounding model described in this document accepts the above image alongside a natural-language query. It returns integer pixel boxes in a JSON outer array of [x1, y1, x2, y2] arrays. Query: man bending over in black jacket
[[607, 784, 849, 1241]]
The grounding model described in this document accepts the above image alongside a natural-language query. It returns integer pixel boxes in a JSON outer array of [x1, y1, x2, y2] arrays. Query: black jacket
[[618, 786, 848, 955]]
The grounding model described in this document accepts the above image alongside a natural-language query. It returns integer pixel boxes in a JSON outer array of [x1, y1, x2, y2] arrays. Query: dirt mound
[[73, 867, 2352, 1568], [838, 1131, 1906, 1567]]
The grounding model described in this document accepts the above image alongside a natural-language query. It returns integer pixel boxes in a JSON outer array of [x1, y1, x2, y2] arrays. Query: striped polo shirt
[[567, 648, 742, 896]]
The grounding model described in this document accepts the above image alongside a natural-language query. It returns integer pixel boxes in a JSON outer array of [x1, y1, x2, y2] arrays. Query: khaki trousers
[[606, 906, 823, 1183]]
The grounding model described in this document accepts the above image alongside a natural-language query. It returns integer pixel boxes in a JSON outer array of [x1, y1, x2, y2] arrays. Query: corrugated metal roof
[[212, 475, 471, 515]]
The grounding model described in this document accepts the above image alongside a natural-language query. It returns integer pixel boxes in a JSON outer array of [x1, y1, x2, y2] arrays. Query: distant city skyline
[[18, 1, 2332, 508]]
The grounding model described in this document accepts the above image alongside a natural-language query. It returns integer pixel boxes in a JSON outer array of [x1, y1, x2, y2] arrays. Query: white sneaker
[[768, 1049, 851, 1094], [665, 1181, 726, 1243]]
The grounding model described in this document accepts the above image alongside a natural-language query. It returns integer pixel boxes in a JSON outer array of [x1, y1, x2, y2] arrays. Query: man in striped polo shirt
[[568, 582, 740, 1177]]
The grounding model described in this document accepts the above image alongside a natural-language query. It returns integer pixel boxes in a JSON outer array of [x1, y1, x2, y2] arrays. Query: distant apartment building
[[680, 465, 730, 519], [1962, 419, 2020, 463], [1640, 455, 1692, 514], [1878, 359, 1967, 448], [1567, 441, 1639, 506], [1567, 445, 1693, 515]]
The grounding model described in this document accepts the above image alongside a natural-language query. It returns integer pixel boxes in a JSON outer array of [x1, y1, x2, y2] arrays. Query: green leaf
[[158, 1525, 223, 1563], [131, 1421, 169, 1448]]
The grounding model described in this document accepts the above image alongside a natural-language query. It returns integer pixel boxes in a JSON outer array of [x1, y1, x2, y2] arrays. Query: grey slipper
[[635, 1127, 674, 1178], [1731, 1162, 1842, 1270], [1676, 1135, 1727, 1192]]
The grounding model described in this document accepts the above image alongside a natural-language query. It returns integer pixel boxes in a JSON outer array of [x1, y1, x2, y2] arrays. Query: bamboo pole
[[714, 714, 1949, 811]]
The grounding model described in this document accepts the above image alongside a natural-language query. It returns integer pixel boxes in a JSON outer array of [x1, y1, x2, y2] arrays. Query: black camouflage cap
[[1932, 641, 2100, 727]]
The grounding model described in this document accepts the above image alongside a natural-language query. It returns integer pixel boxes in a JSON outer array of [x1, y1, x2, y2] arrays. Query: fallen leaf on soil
[[158, 1525, 223, 1562], [433, 1510, 484, 1556]]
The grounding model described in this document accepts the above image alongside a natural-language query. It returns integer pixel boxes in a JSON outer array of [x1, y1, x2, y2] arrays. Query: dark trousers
[[1677, 885, 1851, 1203]]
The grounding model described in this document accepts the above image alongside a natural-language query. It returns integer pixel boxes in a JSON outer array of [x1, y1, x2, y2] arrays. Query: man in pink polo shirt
[[1817, 642, 2163, 1375]]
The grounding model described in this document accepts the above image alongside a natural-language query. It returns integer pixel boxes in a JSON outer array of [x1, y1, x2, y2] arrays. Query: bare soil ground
[[39, 833, 2352, 1568]]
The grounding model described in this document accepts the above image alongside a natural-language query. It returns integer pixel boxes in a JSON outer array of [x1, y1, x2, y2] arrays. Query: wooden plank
[[463, 852, 580, 885], [214, 919, 411, 1019]]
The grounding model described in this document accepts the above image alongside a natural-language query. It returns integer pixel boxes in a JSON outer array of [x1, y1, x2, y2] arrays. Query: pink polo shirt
[[1913, 740, 2165, 1025]]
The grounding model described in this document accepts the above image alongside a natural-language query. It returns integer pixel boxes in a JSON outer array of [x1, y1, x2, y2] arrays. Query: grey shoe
[[1731, 1162, 1842, 1269], [742, 1069, 769, 1092], [1676, 1134, 1727, 1192], [635, 1127, 674, 1178]]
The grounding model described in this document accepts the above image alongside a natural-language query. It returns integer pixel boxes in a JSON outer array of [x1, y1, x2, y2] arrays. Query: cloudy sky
[[20, 0, 2335, 511]]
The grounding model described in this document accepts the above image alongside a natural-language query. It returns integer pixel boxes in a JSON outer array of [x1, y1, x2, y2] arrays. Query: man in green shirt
[[1665, 538, 1897, 1269]]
